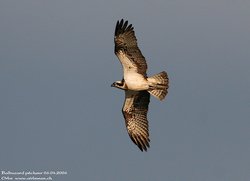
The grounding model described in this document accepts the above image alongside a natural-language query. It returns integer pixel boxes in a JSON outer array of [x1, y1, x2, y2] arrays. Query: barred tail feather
[[147, 71, 169, 101]]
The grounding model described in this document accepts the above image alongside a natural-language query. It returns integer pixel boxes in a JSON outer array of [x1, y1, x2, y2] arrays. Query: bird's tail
[[147, 71, 169, 101]]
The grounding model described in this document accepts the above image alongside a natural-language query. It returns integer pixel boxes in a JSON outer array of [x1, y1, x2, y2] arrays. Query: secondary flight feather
[[111, 19, 169, 151]]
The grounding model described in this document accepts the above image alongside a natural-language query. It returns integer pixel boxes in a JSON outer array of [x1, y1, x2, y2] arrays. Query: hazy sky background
[[1, 0, 250, 180]]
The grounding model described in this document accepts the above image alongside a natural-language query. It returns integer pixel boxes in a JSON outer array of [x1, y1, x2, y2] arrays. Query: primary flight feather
[[111, 19, 169, 151]]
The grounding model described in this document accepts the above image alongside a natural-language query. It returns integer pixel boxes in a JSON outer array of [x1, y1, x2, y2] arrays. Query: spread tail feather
[[147, 71, 169, 101]]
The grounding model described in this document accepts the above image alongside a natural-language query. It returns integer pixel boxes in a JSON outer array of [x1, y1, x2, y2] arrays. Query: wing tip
[[129, 134, 150, 152], [115, 19, 134, 36]]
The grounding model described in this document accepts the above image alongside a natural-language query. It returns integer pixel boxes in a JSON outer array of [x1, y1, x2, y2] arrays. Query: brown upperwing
[[114, 19, 147, 76], [122, 90, 150, 151]]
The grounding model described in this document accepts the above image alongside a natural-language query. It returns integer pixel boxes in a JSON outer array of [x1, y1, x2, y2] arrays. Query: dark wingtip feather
[[115, 19, 134, 36], [129, 134, 150, 152]]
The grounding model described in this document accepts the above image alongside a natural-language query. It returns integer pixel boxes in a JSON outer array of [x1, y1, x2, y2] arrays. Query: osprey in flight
[[111, 19, 169, 151]]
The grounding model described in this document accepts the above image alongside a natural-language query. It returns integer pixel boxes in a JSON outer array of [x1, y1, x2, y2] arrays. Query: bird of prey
[[111, 19, 169, 152]]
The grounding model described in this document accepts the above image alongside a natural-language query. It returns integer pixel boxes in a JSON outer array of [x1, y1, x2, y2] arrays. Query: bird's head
[[111, 80, 126, 90]]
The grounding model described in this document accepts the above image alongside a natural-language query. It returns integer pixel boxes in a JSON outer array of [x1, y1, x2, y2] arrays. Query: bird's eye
[[117, 82, 123, 86]]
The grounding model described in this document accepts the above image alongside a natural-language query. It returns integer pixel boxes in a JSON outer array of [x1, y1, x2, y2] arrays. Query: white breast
[[117, 50, 149, 91], [124, 71, 149, 91]]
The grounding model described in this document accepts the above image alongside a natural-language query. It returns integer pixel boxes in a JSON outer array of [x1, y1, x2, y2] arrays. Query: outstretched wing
[[122, 90, 150, 151], [114, 19, 147, 76]]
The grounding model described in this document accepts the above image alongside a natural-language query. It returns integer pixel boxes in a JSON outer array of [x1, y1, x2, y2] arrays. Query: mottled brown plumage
[[115, 19, 147, 76], [112, 19, 169, 152], [122, 90, 150, 151]]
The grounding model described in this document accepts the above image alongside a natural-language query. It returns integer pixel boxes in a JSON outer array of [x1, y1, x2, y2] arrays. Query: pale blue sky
[[1, 0, 250, 180]]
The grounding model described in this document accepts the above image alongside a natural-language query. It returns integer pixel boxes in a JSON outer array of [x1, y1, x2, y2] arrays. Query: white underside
[[116, 50, 149, 91], [124, 72, 149, 91]]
